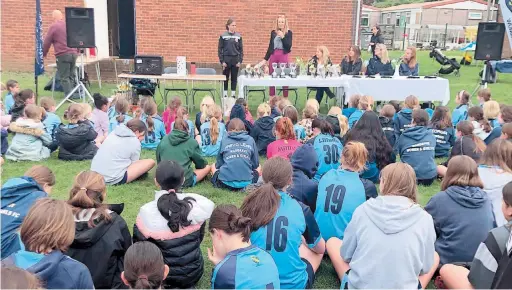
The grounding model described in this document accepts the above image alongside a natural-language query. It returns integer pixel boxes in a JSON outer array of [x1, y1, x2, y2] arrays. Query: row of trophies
[[244, 62, 342, 78]]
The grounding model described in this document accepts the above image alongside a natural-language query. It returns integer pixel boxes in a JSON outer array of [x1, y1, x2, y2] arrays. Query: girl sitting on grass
[[195, 95, 215, 131], [484, 100, 501, 128], [121, 242, 169, 289], [208, 204, 280, 289], [133, 161, 214, 288], [308, 118, 343, 181], [197, 104, 226, 157], [241, 157, 325, 289], [66, 171, 132, 289], [91, 119, 155, 185], [316, 142, 377, 241], [326, 163, 438, 289], [282, 105, 306, 141], [141, 99, 166, 150], [348, 95, 374, 128], [156, 118, 210, 188], [109, 98, 133, 133], [211, 118, 260, 190], [429, 106, 455, 158], [393, 95, 419, 140], [452, 90, 470, 127], [468, 106, 492, 141], [267, 117, 301, 160], [2, 198, 94, 289], [1, 165, 55, 258], [6, 104, 52, 162], [56, 104, 100, 161], [163, 96, 181, 134], [10, 89, 36, 123], [425, 156, 494, 265]]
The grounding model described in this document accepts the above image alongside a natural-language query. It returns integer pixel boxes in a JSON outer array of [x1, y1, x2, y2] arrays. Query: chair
[[163, 67, 188, 106], [190, 68, 217, 108]]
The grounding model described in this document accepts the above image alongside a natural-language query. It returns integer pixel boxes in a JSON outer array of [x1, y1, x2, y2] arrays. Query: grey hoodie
[[91, 124, 141, 184], [341, 196, 436, 289]]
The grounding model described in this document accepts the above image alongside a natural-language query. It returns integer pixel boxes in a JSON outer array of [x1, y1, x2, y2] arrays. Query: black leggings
[[315, 87, 335, 103], [223, 56, 239, 91]]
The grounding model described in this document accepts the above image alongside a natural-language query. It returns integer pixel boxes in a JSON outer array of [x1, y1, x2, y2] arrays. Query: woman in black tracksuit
[[218, 18, 243, 98]]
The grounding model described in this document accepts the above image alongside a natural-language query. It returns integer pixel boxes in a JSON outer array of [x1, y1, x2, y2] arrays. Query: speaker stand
[[55, 53, 94, 111], [471, 60, 491, 98]]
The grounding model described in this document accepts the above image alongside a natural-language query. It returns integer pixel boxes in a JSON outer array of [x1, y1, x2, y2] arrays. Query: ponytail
[[115, 98, 130, 124], [457, 121, 486, 153], [207, 105, 222, 145], [341, 142, 368, 172], [209, 205, 252, 242], [124, 242, 166, 290], [157, 190, 195, 233], [275, 117, 295, 140], [468, 106, 492, 133], [241, 157, 292, 231], [241, 183, 280, 231], [146, 115, 155, 133], [67, 171, 111, 228]]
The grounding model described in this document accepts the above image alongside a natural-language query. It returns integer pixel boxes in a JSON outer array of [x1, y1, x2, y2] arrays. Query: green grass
[[2, 50, 512, 288]]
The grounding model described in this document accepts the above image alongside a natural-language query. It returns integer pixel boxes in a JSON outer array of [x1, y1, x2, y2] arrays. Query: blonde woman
[[399, 46, 419, 76], [366, 43, 393, 76], [263, 15, 293, 98], [309, 46, 335, 103]]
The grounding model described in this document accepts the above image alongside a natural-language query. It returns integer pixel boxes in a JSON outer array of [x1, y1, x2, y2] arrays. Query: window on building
[[361, 13, 369, 26], [406, 12, 411, 24], [468, 12, 483, 20], [396, 13, 401, 25], [387, 13, 391, 24]]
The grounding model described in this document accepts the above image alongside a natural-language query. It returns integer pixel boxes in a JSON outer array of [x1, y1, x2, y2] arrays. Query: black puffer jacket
[[56, 121, 98, 160], [133, 223, 206, 289], [9, 103, 25, 123], [66, 206, 132, 289]]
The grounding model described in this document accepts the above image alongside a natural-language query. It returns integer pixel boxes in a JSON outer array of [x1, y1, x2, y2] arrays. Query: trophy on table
[[272, 63, 278, 78], [279, 63, 287, 78], [289, 62, 297, 78]]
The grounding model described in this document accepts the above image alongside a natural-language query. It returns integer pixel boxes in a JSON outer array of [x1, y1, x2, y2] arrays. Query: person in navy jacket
[[399, 47, 419, 76], [429, 106, 456, 157], [287, 143, 319, 212], [395, 109, 437, 186], [394, 95, 419, 141], [2, 198, 94, 289], [366, 44, 394, 76], [1, 165, 55, 258]]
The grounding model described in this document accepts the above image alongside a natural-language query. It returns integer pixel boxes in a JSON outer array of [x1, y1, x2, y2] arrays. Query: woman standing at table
[[341, 45, 362, 75], [218, 18, 243, 98], [309, 46, 336, 103], [370, 25, 384, 57], [399, 46, 419, 76], [366, 44, 394, 76], [262, 15, 293, 98]]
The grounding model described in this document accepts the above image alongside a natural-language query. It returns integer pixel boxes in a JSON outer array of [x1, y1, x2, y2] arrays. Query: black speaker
[[134, 55, 163, 75], [475, 22, 505, 61], [65, 7, 95, 48]]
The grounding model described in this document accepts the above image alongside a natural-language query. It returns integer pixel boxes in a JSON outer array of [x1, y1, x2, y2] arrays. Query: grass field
[[2, 50, 512, 288]]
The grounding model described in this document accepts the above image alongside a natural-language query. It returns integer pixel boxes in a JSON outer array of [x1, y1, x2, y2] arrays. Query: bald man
[[43, 10, 78, 98]]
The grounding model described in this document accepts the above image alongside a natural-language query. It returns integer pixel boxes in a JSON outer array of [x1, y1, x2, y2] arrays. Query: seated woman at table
[[399, 46, 419, 76], [341, 45, 362, 75], [309, 46, 336, 103], [366, 44, 394, 76]]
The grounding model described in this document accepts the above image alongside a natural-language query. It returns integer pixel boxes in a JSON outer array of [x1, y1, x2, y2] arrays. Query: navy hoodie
[[1, 128, 8, 155], [379, 116, 396, 147], [393, 109, 413, 141], [1, 177, 47, 258], [216, 131, 259, 183], [250, 116, 276, 155], [425, 186, 495, 265], [429, 126, 456, 157], [287, 144, 319, 212], [395, 126, 437, 180], [228, 104, 253, 134], [2, 250, 94, 289]]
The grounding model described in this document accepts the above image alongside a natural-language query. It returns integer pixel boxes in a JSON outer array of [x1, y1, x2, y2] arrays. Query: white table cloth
[[238, 75, 348, 99], [238, 75, 451, 106], [344, 76, 451, 105]]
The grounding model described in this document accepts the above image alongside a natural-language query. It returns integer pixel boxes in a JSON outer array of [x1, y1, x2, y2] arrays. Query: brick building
[[1, 0, 358, 75]]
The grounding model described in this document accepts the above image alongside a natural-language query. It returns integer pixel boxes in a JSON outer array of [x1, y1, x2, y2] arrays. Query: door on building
[[114, 0, 136, 59]]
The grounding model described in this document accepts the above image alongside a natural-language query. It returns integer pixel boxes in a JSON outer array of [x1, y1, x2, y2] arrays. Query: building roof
[[363, 4, 380, 11], [379, 0, 494, 11]]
